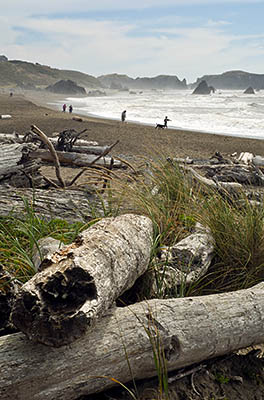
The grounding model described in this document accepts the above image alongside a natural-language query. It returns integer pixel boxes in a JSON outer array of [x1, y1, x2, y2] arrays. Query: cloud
[[207, 19, 232, 26], [1, 0, 264, 82], [3, 14, 263, 82], [2, 0, 263, 16]]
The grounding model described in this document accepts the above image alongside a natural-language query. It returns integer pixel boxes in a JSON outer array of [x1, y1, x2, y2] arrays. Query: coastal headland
[[1, 90, 264, 160]]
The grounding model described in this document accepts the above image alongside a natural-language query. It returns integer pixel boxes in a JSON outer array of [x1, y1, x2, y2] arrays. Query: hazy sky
[[1, 0, 264, 83]]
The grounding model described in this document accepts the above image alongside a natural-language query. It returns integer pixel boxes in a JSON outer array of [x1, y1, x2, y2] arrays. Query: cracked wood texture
[[0, 187, 104, 222], [11, 214, 153, 346], [1, 282, 264, 400]]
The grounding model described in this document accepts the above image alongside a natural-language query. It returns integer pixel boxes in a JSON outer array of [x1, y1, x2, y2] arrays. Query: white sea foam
[[50, 89, 264, 140]]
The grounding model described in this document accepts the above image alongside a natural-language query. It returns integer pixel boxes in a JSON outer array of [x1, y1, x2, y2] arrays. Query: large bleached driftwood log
[[1, 282, 264, 400], [153, 223, 215, 296], [0, 186, 105, 222], [11, 214, 153, 346]]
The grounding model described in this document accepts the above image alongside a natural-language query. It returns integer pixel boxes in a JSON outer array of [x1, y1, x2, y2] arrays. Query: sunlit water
[[50, 89, 264, 140]]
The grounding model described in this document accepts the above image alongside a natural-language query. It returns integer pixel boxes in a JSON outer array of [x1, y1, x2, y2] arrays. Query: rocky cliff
[[45, 80, 86, 95], [98, 73, 187, 90], [192, 70, 264, 90]]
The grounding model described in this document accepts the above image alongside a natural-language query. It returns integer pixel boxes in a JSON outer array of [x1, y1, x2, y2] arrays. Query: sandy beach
[[1, 91, 264, 160]]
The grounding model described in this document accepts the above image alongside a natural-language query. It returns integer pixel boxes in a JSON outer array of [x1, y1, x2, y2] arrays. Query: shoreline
[[32, 89, 264, 142], [25, 90, 262, 141], [1, 90, 264, 160]]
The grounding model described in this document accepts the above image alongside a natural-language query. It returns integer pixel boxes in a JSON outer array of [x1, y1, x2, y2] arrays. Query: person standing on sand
[[121, 110, 126, 122], [62, 104, 66, 112], [164, 116, 171, 128], [69, 105, 73, 113]]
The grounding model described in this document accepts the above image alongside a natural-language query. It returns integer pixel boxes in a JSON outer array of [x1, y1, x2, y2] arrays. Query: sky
[[1, 0, 264, 83]]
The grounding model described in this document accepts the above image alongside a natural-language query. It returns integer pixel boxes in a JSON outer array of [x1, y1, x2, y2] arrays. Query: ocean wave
[[58, 89, 264, 140]]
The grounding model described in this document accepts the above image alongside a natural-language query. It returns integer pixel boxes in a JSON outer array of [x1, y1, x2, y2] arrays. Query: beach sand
[[1, 90, 264, 161]]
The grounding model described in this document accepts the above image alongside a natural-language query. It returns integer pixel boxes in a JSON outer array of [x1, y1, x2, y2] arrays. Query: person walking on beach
[[164, 116, 171, 128], [121, 110, 126, 122], [62, 104, 66, 112], [69, 105, 73, 113]]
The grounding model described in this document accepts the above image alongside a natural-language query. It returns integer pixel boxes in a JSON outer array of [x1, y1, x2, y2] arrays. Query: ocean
[[50, 89, 264, 140]]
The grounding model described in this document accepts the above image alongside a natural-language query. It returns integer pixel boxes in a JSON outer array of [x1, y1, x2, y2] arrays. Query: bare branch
[[31, 125, 65, 188], [68, 140, 119, 187]]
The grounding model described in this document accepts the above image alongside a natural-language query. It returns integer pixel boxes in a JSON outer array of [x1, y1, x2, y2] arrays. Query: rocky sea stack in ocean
[[244, 86, 255, 94], [192, 80, 215, 94], [46, 79, 86, 95]]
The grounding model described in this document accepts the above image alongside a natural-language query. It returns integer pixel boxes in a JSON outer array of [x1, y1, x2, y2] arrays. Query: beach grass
[[0, 198, 89, 284], [2, 155, 264, 299]]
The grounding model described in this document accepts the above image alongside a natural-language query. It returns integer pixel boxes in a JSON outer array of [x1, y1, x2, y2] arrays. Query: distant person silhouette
[[69, 105, 73, 113], [62, 104, 66, 112], [164, 116, 171, 128], [121, 110, 126, 122]]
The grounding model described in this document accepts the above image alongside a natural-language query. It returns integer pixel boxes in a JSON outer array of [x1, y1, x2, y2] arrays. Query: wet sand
[[1, 91, 264, 160]]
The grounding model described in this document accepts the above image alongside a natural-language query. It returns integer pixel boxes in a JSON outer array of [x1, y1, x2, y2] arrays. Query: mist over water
[[53, 89, 264, 140]]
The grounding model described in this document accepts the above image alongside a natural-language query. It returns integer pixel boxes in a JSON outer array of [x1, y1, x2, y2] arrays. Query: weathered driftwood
[[214, 168, 264, 186], [187, 166, 243, 196], [31, 125, 65, 188], [0, 159, 44, 188], [1, 282, 264, 399], [68, 140, 120, 186], [0, 266, 21, 336], [0, 186, 103, 222], [28, 148, 122, 168], [170, 152, 264, 187], [0, 132, 98, 147], [0, 132, 22, 143], [0, 114, 11, 119], [0, 143, 28, 169], [237, 151, 254, 164], [201, 164, 264, 186], [68, 144, 113, 154], [153, 223, 215, 295], [56, 128, 89, 151], [11, 214, 153, 346]]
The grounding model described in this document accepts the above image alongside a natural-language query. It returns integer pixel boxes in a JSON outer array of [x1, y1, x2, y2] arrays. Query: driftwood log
[[28, 148, 122, 167], [1, 282, 264, 399], [153, 223, 215, 295], [31, 125, 66, 188], [11, 214, 153, 346], [0, 159, 44, 188], [186, 166, 243, 197], [0, 187, 103, 222], [0, 132, 98, 147], [0, 143, 29, 169], [68, 144, 113, 154]]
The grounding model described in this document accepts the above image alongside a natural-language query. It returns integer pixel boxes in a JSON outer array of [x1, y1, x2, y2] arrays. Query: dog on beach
[[155, 123, 165, 129]]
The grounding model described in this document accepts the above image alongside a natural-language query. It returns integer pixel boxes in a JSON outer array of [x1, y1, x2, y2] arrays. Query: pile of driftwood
[[1, 122, 264, 222], [166, 150, 264, 208], [1, 128, 264, 399], [0, 213, 264, 400], [0, 125, 124, 222]]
